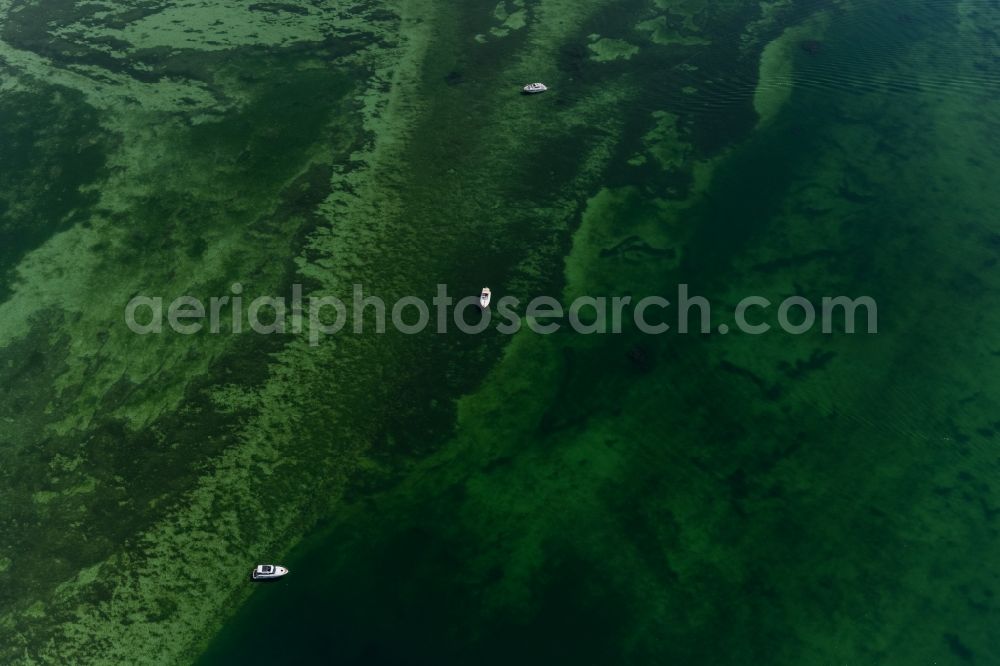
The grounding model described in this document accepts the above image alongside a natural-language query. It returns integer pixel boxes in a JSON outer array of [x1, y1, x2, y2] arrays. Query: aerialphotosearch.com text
[[124, 283, 878, 346]]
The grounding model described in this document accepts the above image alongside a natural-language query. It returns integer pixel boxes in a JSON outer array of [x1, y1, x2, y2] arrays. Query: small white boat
[[522, 82, 548, 94], [251, 564, 289, 581], [480, 287, 492, 309]]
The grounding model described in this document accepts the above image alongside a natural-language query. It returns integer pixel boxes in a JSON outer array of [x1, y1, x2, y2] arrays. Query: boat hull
[[251, 565, 289, 581]]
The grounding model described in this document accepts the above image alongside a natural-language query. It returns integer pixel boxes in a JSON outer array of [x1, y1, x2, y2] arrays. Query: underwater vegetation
[[2, 0, 1000, 663]]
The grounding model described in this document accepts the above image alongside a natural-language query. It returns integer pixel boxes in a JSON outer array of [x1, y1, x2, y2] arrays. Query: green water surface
[[2, 0, 1000, 663]]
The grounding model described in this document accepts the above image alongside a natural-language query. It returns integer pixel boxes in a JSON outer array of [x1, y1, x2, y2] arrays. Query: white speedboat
[[251, 564, 289, 581], [480, 287, 492, 309], [522, 82, 548, 94]]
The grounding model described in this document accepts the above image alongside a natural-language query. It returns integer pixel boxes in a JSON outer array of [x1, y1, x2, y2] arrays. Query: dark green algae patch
[[0, 82, 109, 301]]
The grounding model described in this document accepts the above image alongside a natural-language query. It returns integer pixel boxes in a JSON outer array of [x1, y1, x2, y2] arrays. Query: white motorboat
[[480, 287, 492, 309], [251, 564, 289, 581], [522, 82, 548, 94]]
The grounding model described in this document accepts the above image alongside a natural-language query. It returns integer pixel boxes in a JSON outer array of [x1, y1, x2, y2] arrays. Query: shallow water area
[[2, 0, 1000, 663]]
